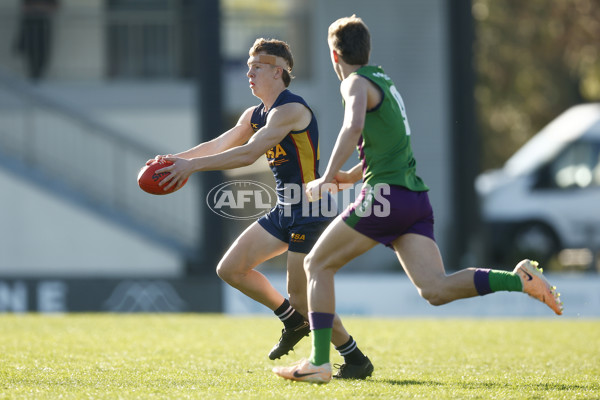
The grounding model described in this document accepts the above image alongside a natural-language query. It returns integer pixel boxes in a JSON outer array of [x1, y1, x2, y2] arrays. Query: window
[[222, 0, 312, 79], [106, 0, 181, 78], [549, 140, 600, 189], [105, 0, 312, 80]]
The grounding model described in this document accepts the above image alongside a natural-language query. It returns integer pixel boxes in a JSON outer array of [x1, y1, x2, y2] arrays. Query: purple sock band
[[308, 312, 335, 330], [474, 268, 492, 296]]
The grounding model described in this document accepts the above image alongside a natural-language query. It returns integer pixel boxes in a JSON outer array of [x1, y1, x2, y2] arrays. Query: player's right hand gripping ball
[[137, 160, 188, 195]]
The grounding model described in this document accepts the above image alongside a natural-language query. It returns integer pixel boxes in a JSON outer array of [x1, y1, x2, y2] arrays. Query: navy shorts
[[258, 204, 333, 254], [341, 184, 435, 247]]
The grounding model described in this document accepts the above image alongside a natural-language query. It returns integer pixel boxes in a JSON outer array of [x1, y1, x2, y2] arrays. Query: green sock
[[489, 270, 523, 292], [309, 328, 332, 366]]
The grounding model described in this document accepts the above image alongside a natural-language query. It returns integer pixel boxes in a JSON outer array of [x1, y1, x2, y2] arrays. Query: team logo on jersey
[[266, 144, 287, 159], [269, 159, 288, 166], [290, 233, 306, 243], [251, 123, 259, 131], [266, 144, 289, 166]]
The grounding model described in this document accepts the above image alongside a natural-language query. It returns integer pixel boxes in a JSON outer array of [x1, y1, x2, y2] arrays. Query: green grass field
[[0, 315, 598, 399]]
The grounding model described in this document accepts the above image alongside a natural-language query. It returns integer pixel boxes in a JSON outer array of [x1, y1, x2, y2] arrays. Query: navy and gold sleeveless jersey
[[251, 89, 320, 205]]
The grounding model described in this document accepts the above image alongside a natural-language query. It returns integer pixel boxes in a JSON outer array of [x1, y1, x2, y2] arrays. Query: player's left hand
[[146, 154, 168, 165], [156, 156, 194, 192]]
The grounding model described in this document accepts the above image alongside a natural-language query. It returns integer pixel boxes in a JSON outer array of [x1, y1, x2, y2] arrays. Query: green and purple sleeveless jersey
[[352, 65, 428, 192]]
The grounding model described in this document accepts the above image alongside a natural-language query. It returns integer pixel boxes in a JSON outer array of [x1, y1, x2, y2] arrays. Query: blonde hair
[[249, 38, 295, 87], [328, 15, 371, 65]]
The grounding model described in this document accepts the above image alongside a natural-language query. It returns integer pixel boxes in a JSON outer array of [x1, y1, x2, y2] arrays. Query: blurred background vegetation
[[473, 0, 600, 171]]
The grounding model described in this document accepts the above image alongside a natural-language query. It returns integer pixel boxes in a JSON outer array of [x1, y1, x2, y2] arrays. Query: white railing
[[0, 69, 200, 258]]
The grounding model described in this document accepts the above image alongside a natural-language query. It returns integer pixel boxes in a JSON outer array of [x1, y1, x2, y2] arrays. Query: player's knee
[[215, 262, 228, 282], [303, 256, 320, 281], [216, 260, 240, 285], [303, 250, 328, 278], [418, 286, 448, 306], [424, 294, 446, 306], [414, 274, 452, 306]]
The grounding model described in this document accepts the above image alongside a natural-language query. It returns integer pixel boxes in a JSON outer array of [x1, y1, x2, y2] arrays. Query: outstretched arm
[[158, 102, 308, 191], [177, 107, 256, 159], [334, 162, 363, 189], [148, 107, 256, 165], [307, 75, 368, 200]]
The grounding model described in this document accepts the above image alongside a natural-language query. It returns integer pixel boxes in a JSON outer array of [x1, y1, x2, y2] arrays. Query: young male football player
[[150, 38, 373, 379], [273, 15, 563, 383]]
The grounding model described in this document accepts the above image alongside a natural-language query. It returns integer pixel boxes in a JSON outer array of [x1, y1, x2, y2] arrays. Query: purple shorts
[[341, 184, 435, 247]]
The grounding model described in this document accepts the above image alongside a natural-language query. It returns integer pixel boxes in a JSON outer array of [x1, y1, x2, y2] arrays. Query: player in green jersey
[[273, 15, 563, 384]]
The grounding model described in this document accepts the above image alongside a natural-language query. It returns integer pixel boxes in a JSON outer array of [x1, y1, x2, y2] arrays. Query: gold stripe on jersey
[[290, 130, 317, 184]]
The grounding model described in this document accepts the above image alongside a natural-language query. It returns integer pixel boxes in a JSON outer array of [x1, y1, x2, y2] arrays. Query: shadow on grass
[[458, 381, 593, 391], [379, 379, 443, 386], [378, 379, 593, 393]]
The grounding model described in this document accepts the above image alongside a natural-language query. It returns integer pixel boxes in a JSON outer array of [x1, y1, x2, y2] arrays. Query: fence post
[[188, 0, 226, 278]]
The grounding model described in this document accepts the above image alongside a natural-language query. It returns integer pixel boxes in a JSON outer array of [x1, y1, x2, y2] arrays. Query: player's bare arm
[[306, 75, 368, 200], [331, 74, 383, 189], [334, 163, 363, 188], [159, 102, 309, 190], [147, 107, 256, 166], [177, 107, 256, 159]]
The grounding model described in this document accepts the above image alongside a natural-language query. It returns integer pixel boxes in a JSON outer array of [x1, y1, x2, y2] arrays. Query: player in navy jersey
[[149, 38, 372, 378]]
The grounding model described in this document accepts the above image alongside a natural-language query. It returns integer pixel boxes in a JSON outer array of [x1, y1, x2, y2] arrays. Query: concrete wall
[[0, 171, 184, 277], [0, 82, 199, 277]]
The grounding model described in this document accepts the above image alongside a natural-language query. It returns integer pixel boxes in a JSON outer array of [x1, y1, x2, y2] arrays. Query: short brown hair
[[249, 38, 295, 87], [328, 15, 370, 66]]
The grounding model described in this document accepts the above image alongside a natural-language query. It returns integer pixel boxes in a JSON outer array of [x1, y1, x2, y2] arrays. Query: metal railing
[[0, 2, 312, 81], [107, 8, 182, 78], [0, 69, 200, 259]]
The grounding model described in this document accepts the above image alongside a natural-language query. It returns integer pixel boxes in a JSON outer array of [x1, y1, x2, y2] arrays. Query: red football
[[137, 160, 188, 195]]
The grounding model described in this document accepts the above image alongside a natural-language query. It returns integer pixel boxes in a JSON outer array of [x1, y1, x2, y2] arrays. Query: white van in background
[[476, 103, 600, 267]]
